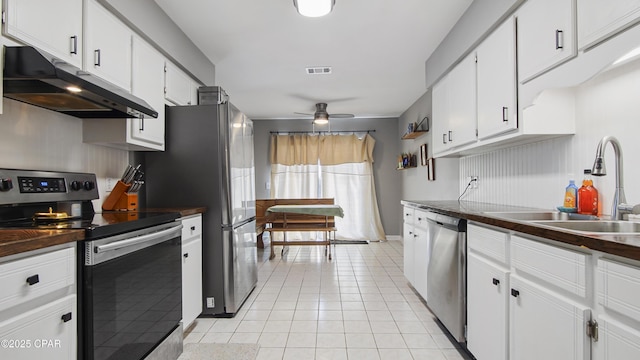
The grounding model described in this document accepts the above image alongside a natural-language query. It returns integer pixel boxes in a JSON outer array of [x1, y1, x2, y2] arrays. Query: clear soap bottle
[[563, 179, 578, 210]]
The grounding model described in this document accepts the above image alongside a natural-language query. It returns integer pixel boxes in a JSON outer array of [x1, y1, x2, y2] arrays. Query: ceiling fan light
[[294, 0, 334, 17], [313, 111, 329, 124], [313, 118, 329, 125]]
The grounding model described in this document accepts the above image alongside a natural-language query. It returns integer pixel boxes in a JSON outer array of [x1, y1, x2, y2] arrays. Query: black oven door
[[80, 222, 183, 360]]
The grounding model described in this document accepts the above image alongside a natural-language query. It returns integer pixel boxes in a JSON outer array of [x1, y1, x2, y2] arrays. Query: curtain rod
[[270, 130, 376, 134]]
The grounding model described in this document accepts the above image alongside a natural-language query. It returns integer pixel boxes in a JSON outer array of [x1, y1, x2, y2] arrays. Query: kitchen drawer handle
[[492, 278, 500, 286], [26, 274, 40, 286], [502, 107, 508, 122], [511, 289, 520, 298], [94, 49, 101, 66], [555, 29, 564, 49], [413, 234, 418, 238], [61, 312, 72, 323], [70, 36, 78, 55], [442, 133, 447, 144], [191, 226, 196, 231], [183, 253, 189, 258]]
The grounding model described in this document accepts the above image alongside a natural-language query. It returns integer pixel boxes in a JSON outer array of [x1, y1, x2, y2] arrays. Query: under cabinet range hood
[[2, 46, 158, 119]]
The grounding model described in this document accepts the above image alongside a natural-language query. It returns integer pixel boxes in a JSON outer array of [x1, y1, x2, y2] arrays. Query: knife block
[[102, 180, 135, 211]]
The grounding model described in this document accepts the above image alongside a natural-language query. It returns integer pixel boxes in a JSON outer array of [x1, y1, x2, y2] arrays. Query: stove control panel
[[0, 169, 99, 205]]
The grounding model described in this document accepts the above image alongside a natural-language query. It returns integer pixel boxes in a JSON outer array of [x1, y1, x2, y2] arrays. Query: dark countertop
[[402, 200, 640, 261], [0, 207, 206, 258], [0, 229, 85, 258]]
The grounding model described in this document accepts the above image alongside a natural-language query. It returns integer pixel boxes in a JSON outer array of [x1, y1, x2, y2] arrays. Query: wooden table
[[266, 204, 344, 260]]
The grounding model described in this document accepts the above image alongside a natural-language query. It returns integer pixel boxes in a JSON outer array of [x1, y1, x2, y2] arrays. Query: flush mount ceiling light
[[313, 111, 329, 125], [294, 0, 335, 17]]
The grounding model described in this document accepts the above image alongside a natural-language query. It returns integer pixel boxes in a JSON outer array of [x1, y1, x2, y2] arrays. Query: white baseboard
[[386, 235, 402, 241]]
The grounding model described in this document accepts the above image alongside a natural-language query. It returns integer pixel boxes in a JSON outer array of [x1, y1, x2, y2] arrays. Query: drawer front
[[0, 294, 76, 360], [0, 247, 75, 312], [597, 259, 640, 322], [181, 214, 202, 240], [468, 223, 508, 264], [414, 209, 429, 228], [403, 207, 415, 225], [511, 235, 587, 298]]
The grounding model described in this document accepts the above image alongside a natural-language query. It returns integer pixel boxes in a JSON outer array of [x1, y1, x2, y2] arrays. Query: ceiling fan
[[295, 103, 355, 124]]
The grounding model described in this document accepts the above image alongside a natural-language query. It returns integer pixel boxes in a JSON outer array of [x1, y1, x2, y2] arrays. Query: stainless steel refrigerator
[[144, 86, 257, 317]]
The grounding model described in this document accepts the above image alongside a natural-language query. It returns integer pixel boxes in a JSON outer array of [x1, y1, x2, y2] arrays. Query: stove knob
[[0, 178, 13, 192], [70, 180, 82, 191], [83, 181, 95, 191]]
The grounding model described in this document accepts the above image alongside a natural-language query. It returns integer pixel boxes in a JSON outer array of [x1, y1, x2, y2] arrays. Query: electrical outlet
[[105, 177, 118, 192], [470, 176, 479, 189]]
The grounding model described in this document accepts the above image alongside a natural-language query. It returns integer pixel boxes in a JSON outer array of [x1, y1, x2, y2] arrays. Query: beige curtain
[[269, 133, 386, 241]]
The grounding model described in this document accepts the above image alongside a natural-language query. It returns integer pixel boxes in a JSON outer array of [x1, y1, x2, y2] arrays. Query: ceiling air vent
[[306, 66, 332, 75]]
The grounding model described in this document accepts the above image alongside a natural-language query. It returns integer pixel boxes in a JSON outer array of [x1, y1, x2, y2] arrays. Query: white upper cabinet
[[476, 17, 517, 140], [431, 52, 477, 155], [3, 0, 83, 68], [165, 62, 199, 106], [518, 0, 577, 83], [83, 0, 132, 90], [130, 35, 165, 150], [578, 0, 640, 50]]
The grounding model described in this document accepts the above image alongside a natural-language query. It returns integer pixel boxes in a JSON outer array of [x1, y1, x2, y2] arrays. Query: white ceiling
[[154, 0, 473, 120]]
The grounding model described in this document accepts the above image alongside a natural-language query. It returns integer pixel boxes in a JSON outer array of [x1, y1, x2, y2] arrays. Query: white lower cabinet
[[403, 220, 416, 285], [0, 245, 76, 360], [402, 206, 430, 300], [509, 275, 591, 360], [181, 214, 203, 329], [0, 295, 76, 360], [413, 225, 429, 298], [594, 258, 640, 359], [467, 252, 509, 360]]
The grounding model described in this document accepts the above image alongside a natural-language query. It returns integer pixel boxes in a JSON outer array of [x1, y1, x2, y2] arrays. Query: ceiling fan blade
[[329, 113, 355, 118], [294, 112, 313, 116]]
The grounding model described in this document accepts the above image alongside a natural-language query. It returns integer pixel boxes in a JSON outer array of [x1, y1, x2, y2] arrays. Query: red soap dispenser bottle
[[577, 169, 599, 215]]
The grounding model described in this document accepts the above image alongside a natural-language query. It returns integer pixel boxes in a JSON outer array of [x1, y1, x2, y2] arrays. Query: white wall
[[398, 91, 460, 218], [0, 99, 129, 208], [459, 58, 640, 216]]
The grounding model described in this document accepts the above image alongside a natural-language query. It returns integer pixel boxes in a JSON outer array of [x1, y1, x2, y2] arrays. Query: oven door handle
[[95, 224, 183, 254]]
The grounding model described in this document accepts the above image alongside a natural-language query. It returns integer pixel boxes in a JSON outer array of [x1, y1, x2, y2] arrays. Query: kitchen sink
[[532, 220, 640, 234]]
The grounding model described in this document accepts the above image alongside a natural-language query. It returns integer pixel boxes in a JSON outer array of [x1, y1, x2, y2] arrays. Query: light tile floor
[[183, 241, 472, 360]]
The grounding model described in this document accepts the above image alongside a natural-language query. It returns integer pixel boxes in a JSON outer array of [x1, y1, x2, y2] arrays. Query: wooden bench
[[255, 198, 337, 259]]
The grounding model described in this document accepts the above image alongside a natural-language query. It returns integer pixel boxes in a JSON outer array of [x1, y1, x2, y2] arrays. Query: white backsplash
[[0, 99, 129, 207], [459, 57, 640, 215]]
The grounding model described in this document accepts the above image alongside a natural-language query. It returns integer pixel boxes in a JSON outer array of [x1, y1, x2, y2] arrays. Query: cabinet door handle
[[502, 107, 508, 122], [70, 36, 78, 55], [94, 49, 101, 66], [26, 274, 40, 286], [492, 278, 500, 286], [442, 133, 447, 144], [61, 312, 72, 323], [139, 115, 145, 131], [448, 130, 453, 142], [555, 29, 564, 49], [183, 253, 189, 258], [511, 289, 520, 298], [413, 234, 418, 238], [191, 226, 196, 231]]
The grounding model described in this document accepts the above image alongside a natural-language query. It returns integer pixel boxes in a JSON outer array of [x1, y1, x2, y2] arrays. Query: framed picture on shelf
[[427, 158, 435, 181], [420, 144, 428, 166]]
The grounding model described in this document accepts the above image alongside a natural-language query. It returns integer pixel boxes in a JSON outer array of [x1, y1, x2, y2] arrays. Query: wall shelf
[[396, 166, 417, 170], [401, 131, 428, 140]]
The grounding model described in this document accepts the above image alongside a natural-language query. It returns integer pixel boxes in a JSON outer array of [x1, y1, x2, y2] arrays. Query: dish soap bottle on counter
[[578, 169, 599, 215], [563, 179, 578, 210]]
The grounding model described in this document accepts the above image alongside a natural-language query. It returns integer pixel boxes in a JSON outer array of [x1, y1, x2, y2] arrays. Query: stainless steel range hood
[[3, 46, 158, 119]]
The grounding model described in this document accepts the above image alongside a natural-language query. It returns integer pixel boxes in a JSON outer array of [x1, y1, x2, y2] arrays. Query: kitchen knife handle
[[70, 36, 78, 55], [94, 49, 101, 66]]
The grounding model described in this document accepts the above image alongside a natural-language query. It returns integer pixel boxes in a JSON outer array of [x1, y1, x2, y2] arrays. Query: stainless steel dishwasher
[[425, 210, 467, 343]]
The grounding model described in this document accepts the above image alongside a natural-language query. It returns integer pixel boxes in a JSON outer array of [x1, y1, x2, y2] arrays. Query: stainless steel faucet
[[592, 136, 627, 220]]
